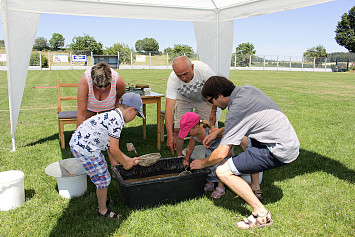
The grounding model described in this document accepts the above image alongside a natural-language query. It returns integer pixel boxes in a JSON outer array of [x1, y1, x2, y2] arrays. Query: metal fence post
[[166, 53, 169, 68], [48, 51, 51, 70], [149, 52, 151, 69], [249, 55, 251, 68], [313, 57, 316, 72], [70, 51, 72, 70], [263, 56, 265, 70], [131, 51, 133, 69], [39, 51, 42, 70], [289, 56, 291, 71], [324, 58, 327, 72], [277, 56, 279, 71], [302, 57, 304, 71]]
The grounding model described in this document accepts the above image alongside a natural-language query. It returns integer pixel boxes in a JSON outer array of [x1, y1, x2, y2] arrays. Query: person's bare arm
[[115, 75, 126, 108], [184, 137, 196, 167], [165, 98, 176, 155], [190, 144, 231, 170], [203, 127, 225, 148], [108, 137, 139, 170], [76, 74, 89, 128]]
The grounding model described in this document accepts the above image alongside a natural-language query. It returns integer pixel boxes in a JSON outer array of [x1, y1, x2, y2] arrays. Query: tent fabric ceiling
[[4, 0, 332, 22], [0, 0, 333, 150]]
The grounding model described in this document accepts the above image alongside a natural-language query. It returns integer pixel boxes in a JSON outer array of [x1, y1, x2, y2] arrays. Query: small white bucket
[[56, 174, 87, 199], [45, 159, 87, 199], [0, 170, 25, 211]]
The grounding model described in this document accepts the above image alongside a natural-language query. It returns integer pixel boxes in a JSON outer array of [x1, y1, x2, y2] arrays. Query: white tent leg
[[0, 5, 41, 151], [193, 20, 233, 127], [193, 20, 234, 77], [11, 135, 16, 152]]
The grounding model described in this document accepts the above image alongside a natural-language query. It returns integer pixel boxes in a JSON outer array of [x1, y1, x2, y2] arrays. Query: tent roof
[[0, 0, 334, 151], [4, 0, 333, 22]]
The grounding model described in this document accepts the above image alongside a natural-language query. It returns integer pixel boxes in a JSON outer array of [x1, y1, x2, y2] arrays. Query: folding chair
[[56, 79, 78, 149]]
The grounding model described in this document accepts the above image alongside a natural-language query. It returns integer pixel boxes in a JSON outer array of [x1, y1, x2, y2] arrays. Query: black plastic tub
[[112, 157, 209, 209]]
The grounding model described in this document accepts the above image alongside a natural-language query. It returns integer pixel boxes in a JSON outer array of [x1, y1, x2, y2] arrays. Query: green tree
[[328, 52, 355, 62], [0, 40, 4, 48], [69, 34, 103, 54], [303, 45, 328, 66], [165, 44, 194, 62], [235, 42, 256, 67], [164, 47, 173, 54], [33, 37, 50, 51], [135, 38, 159, 55], [335, 6, 355, 53], [104, 43, 135, 64], [29, 53, 48, 68], [49, 33, 65, 50], [135, 40, 144, 52]]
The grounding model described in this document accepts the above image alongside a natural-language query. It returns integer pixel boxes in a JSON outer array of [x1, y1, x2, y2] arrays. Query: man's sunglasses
[[207, 96, 218, 104], [94, 82, 111, 88]]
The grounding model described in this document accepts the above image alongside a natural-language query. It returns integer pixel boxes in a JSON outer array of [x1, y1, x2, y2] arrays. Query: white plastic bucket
[[0, 170, 25, 211], [56, 174, 87, 199], [45, 159, 87, 199]]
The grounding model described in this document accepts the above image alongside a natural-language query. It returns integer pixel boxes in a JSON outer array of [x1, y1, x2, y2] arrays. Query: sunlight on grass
[[0, 70, 354, 236]]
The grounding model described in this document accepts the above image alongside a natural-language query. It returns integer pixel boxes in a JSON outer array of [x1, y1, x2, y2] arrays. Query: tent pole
[[1, 0, 15, 152], [11, 135, 16, 152], [216, 10, 219, 75]]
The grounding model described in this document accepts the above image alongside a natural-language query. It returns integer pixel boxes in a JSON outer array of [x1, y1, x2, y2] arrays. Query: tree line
[[27, 33, 195, 64]]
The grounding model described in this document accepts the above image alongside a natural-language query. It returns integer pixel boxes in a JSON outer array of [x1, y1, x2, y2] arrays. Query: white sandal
[[235, 211, 273, 229]]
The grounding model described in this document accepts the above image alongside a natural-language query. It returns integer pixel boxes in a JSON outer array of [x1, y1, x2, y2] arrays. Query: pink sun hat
[[179, 112, 200, 139]]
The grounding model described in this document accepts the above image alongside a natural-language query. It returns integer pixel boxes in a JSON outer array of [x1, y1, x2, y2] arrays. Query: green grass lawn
[[0, 70, 354, 236]]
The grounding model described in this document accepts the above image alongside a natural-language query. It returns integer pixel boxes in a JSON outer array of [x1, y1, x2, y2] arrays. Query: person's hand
[[132, 157, 140, 166], [190, 159, 205, 170], [123, 158, 140, 170], [183, 159, 189, 168], [166, 136, 176, 156], [203, 133, 217, 148]]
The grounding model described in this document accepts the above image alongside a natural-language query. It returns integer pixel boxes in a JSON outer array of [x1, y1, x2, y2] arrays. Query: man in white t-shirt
[[165, 56, 217, 156]]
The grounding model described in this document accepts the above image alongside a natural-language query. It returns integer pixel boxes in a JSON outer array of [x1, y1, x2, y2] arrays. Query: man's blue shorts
[[228, 138, 285, 175]]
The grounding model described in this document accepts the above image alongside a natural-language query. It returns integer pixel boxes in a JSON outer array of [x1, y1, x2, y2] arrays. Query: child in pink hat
[[179, 112, 231, 199]]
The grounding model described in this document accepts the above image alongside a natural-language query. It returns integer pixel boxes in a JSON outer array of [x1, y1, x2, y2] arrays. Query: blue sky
[[0, 0, 353, 57]]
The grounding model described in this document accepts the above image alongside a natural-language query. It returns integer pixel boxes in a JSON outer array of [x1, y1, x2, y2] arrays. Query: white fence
[[231, 54, 334, 72], [0, 50, 353, 72]]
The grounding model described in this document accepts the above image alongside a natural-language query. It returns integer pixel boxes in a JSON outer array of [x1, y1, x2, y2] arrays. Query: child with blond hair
[[179, 112, 231, 199]]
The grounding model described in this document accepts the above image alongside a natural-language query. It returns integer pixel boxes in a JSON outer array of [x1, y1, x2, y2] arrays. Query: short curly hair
[[91, 62, 112, 86]]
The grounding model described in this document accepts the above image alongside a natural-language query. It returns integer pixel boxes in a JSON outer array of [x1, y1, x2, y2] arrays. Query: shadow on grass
[[22, 134, 59, 147], [212, 148, 354, 214], [49, 123, 354, 236], [25, 189, 36, 201]]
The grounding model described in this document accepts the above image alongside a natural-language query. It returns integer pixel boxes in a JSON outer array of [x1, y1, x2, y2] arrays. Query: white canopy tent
[[0, 0, 332, 151]]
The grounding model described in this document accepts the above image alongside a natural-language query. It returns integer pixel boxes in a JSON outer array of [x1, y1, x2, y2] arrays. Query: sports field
[[0, 70, 354, 236]]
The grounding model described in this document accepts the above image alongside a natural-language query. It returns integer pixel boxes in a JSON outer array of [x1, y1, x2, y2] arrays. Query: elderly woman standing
[[77, 62, 126, 127], [77, 62, 126, 166]]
